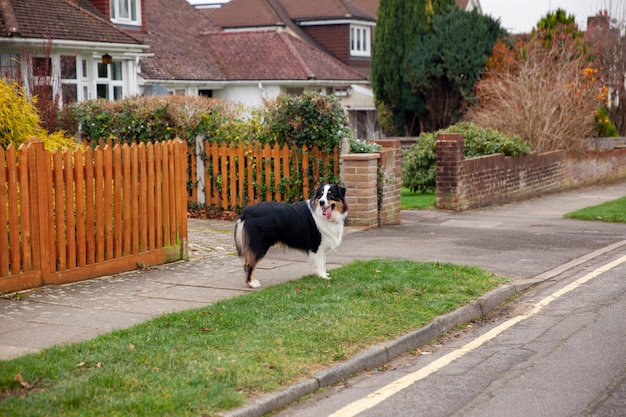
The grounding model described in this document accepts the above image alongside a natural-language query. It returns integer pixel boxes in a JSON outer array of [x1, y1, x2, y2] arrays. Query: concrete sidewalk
[[1, 181, 626, 413]]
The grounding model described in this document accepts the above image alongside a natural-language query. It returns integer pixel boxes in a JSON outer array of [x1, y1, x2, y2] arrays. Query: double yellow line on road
[[330, 254, 626, 417]]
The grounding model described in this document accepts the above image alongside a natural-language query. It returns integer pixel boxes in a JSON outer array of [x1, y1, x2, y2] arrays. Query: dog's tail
[[234, 219, 245, 257]]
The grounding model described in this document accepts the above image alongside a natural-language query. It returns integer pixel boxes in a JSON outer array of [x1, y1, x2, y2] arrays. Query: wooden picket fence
[[187, 140, 339, 209], [0, 138, 188, 293]]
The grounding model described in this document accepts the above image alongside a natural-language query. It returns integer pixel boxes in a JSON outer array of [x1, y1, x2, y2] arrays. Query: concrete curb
[[221, 241, 626, 417]]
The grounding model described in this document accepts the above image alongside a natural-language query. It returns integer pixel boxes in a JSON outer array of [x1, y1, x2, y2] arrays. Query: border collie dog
[[234, 184, 348, 288]]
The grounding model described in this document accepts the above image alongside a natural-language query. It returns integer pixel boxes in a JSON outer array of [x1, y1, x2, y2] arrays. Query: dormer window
[[111, 0, 141, 26], [350, 24, 371, 57]]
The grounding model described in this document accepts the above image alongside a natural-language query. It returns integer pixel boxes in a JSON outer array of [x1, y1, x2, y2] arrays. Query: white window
[[96, 61, 124, 100], [110, 0, 141, 25], [350, 25, 371, 57]]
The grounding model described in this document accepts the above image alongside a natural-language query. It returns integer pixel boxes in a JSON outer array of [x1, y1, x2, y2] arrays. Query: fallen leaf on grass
[[14, 373, 29, 388], [76, 362, 85, 367]]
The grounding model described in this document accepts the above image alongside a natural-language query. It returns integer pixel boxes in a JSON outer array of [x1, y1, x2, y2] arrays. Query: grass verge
[[564, 196, 626, 223], [0, 259, 507, 417], [401, 188, 436, 210]]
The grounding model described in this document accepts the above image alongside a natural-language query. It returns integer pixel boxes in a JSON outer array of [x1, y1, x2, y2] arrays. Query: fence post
[[27, 138, 52, 281]]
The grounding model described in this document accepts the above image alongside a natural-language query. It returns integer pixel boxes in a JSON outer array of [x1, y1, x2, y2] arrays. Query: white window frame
[[96, 60, 125, 101], [350, 24, 371, 57], [110, 0, 141, 26]]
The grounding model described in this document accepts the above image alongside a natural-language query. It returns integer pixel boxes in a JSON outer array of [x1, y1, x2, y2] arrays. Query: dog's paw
[[248, 279, 261, 288], [317, 272, 331, 280]]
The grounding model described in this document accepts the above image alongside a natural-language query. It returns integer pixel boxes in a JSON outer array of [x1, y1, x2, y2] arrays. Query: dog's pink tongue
[[323, 206, 332, 219]]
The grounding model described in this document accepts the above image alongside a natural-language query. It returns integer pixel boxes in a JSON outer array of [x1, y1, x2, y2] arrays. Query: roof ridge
[[267, 0, 329, 53], [0, 0, 19, 35], [277, 30, 316, 79]]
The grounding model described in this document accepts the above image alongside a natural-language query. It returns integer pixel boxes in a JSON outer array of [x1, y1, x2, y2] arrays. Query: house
[[0, 0, 483, 139], [0, 0, 148, 104]]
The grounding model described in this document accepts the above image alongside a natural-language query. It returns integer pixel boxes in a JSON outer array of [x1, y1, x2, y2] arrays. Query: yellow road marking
[[329, 255, 626, 417]]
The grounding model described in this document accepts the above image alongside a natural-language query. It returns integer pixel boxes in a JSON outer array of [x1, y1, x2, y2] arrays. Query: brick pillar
[[374, 140, 401, 225], [341, 153, 380, 227], [436, 133, 464, 211]]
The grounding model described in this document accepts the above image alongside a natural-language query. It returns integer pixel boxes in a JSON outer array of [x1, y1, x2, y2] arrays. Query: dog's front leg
[[310, 250, 330, 279]]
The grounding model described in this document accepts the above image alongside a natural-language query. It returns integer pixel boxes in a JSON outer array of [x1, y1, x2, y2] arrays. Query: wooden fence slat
[[236, 144, 244, 207], [167, 142, 177, 245], [122, 144, 132, 256], [113, 145, 123, 259], [188, 142, 197, 203], [131, 144, 140, 254], [161, 142, 171, 246], [210, 142, 219, 206], [273, 143, 281, 202], [138, 143, 148, 252], [282, 144, 290, 200], [302, 144, 310, 199], [94, 146, 105, 263], [229, 143, 236, 208], [220, 142, 228, 209], [53, 150, 66, 271], [84, 147, 95, 265], [64, 149, 76, 269], [74, 148, 86, 267], [104, 144, 113, 260], [263, 143, 271, 201], [147, 143, 156, 251], [0, 147, 8, 276], [18, 145, 32, 272], [30, 139, 52, 281], [154, 142, 163, 248], [244, 144, 253, 205]]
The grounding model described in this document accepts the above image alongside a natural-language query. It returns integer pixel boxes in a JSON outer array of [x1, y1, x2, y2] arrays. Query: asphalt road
[[274, 248, 626, 417]]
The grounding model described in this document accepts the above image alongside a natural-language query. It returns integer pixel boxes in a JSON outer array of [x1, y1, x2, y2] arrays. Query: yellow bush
[[0, 79, 75, 151]]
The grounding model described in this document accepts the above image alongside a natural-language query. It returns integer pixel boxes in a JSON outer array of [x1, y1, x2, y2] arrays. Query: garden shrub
[[68, 92, 350, 204], [402, 122, 531, 192], [0, 79, 75, 151]]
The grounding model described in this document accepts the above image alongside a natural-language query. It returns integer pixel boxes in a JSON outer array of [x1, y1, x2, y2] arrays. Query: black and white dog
[[234, 184, 348, 288]]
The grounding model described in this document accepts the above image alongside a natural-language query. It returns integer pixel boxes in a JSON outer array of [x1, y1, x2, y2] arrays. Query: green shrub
[[266, 91, 349, 153], [349, 138, 382, 153], [402, 122, 531, 192], [596, 106, 618, 138]]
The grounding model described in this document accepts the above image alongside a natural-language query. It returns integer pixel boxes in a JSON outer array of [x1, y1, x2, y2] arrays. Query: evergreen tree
[[405, 8, 504, 132], [372, 0, 457, 136]]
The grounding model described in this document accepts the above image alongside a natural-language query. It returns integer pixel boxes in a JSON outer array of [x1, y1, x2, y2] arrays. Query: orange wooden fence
[[0, 138, 188, 293], [187, 141, 339, 209]]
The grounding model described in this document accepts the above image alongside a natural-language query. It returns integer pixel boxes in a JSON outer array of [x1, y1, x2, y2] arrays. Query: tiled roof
[[0, 0, 141, 44], [205, 0, 375, 29], [202, 0, 282, 28], [280, 0, 375, 22], [206, 30, 367, 81], [141, 0, 226, 80]]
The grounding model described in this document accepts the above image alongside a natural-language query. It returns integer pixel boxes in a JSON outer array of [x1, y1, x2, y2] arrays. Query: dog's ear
[[339, 186, 346, 198]]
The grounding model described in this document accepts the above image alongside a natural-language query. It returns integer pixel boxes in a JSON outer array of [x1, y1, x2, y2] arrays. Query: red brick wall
[[436, 134, 626, 211], [341, 140, 402, 227]]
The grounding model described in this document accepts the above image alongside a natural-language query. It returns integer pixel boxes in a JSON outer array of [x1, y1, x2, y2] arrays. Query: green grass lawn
[[564, 196, 626, 223], [401, 187, 436, 210], [0, 259, 507, 417]]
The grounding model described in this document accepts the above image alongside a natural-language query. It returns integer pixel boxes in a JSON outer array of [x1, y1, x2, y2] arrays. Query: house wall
[[212, 84, 281, 107], [435, 133, 626, 211]]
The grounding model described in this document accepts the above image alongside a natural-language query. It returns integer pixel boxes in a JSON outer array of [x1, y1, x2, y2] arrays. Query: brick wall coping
[[341, 152, 381, 161]]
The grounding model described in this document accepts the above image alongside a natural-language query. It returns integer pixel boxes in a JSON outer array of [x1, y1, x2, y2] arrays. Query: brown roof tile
[[140, 0, 226, 80], [206, 30, 366, 81], [0, 0, 140, 44], [280, 0, 374, 21], [203, 0, 282, 28]]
